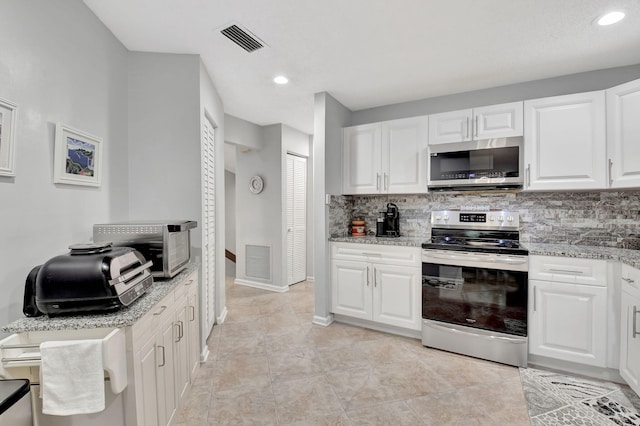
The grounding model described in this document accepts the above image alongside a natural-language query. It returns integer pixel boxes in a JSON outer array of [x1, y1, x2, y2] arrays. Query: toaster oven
[[93, 220, 197, 279]]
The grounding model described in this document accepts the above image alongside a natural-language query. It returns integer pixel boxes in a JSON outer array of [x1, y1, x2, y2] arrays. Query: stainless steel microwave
[[427, 137, 524, 191]]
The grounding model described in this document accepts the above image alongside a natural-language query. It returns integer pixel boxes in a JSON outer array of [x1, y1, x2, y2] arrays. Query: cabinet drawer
[[529, 255, 607, 286], [331, 242, 420, 267], [621, 263, 640, 294], [131, 291, 175, 347]]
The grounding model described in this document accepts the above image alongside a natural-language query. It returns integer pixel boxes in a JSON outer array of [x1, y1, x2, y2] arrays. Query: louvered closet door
[[286, 154, 307, 285], [202, 118, 216, 334]]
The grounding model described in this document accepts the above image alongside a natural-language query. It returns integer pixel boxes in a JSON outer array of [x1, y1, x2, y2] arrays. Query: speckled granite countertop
[[329, 236, 426, 247], [328, 237, 640, 269], [527, 243, 640, 269], [0, 263, 199, 333]]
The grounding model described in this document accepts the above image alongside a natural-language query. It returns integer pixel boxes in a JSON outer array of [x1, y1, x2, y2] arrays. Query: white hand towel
[[40, 339, 105, 415]]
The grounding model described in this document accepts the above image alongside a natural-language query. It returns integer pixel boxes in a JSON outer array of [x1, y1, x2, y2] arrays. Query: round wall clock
[[249, 175, 264, 194]]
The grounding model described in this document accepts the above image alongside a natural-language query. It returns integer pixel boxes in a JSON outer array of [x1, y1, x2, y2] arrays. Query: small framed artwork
[[0, 97, 18, 177], [54, 123, 102, 187]]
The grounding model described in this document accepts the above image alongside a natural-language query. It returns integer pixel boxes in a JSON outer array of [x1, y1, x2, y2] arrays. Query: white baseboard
[[235, 278, 289, 293], [332, 314, 422, 339], [216, 306, 228, 324], [200, 346, 210, 363], [312, 314, 334, 327], [306, 276, 315, 282]]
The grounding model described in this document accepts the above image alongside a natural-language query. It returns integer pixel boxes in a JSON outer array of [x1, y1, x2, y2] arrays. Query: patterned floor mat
[[520, 368, 640, 425]]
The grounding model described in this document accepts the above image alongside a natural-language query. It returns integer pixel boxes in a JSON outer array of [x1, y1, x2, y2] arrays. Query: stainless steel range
[[421, 210, 528, 367]]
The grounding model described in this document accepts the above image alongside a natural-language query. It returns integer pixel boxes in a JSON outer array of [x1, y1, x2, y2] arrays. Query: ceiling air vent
[[220, 24, 264, 52]]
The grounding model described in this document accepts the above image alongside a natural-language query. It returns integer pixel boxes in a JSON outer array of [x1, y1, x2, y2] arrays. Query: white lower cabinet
[[331, 243, 421, 331], [528, 256, 608, 367], [620, 264, 640, 396], [128, 271, 200, 426]]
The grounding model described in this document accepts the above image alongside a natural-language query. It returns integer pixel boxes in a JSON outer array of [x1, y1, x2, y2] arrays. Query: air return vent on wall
[[220, 24, 265, 52]]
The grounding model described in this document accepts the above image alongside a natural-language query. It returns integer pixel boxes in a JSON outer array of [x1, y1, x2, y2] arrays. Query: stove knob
[[443, 215, 449, 221], [498, 216, 504, 221], [507, 216, 514, 222], [435, 215, 441, 221], [490, 215, 495, 221]]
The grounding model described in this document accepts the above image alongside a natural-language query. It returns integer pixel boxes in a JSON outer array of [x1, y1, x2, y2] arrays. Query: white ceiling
[[84, 0, 640, 135]]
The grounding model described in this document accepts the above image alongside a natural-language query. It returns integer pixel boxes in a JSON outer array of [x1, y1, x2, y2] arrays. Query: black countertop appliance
[[376, 203, 400, 237], [23, 243, 153, 317]]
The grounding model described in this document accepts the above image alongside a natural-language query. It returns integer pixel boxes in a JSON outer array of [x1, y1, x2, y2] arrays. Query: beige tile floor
[[177, 277, 531, 425]]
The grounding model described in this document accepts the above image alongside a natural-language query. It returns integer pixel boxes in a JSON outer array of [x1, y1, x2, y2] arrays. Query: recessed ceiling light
[[597, 11, 625, 26], [273, 75, 289, 85]]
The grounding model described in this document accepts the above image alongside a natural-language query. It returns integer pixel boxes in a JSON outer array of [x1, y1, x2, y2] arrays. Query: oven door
[[421, 249, 528, 337]]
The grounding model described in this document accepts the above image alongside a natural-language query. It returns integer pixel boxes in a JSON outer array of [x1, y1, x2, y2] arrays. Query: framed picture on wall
[[0, 97, 18, 177], [53, 123, 102, 187]]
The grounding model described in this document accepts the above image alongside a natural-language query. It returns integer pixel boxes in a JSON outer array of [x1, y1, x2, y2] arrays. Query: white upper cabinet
[[607, 78, 640, 189], [343, 116, 428, 195], [383, 116, 429, 194], [428, 101, 523, 145], [428, 109, 473, 144], [524, 91, 606, 191], [342, 123, 382, 194]]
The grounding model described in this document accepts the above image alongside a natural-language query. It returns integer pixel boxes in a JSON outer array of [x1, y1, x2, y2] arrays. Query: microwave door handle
[[109, 260, 153, 285]]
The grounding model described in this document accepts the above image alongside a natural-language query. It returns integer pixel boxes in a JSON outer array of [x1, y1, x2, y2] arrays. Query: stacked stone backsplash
[[330, 191, 640, 248]]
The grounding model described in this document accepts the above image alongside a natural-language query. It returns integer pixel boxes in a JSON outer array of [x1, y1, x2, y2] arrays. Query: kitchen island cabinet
[[331, 242, 421, 334]]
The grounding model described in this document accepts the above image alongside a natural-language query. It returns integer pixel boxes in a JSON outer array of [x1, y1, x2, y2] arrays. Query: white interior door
[[202, 117, 216, 335], [287, 154, 307, 285]]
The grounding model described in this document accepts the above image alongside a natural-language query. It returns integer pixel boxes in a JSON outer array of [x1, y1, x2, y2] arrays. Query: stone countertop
[[527, 243, 640, 269], [329, 235, 426, 247], [328, 238, 640, 270], [0, 263, 199, 334]]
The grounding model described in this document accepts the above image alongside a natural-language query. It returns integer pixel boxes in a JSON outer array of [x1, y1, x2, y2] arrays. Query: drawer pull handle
[[184, 280, 194, 286], [549, 268, 584, 275], [622, 277, 636, 284], [366, 266, 370, 287], [374, 267, 377, 288], [153, 306, 167, 316], [158, 345, 166, 367], [361, 252, 382, 257], [634, 306, 639, 339]]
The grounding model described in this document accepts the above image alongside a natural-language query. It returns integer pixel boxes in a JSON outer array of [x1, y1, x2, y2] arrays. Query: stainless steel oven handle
[[424, 321, 525, 344], [549, 268, 583, 275], [425, 252, 527, 265]]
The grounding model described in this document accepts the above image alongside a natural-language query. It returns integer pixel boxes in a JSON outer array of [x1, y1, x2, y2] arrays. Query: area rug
[[520, 368, 640, 425]]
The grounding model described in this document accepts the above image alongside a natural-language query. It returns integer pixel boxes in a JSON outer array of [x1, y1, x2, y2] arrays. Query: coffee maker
[[376, 203, 400, 237]]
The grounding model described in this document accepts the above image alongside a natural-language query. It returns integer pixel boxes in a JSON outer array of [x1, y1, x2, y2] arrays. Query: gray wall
[[127, 53, 203, 246], [0, 0, 129, 325], [312, 93, 352, 321], [225, 114, 263, 150], [235, 124, 285, 290], [351, 64, 640, 126]]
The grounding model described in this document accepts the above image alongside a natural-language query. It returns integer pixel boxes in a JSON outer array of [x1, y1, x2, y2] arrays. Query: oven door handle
[[424, 321, 525, 344], [425, 252, 527, 265]]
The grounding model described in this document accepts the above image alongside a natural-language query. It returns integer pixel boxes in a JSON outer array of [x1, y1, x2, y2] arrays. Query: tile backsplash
[[330, 190, 640, 248]]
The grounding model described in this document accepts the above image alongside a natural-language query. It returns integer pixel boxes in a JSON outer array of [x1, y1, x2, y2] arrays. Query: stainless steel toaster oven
[[93, 220, 197, 279]]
